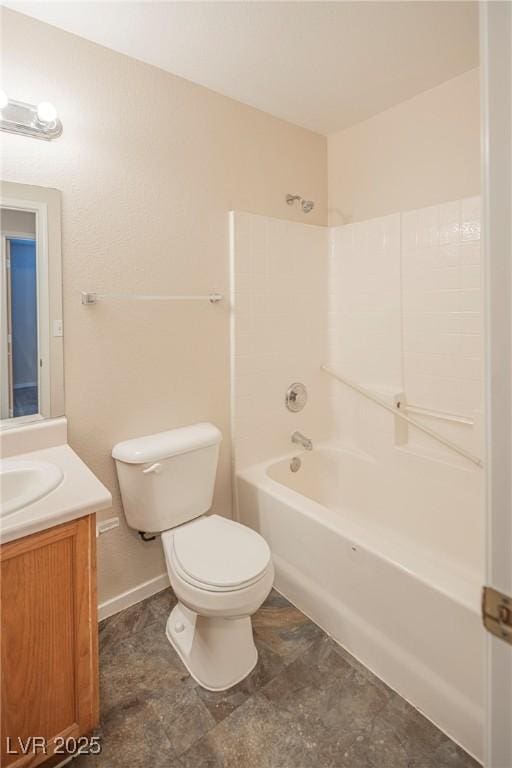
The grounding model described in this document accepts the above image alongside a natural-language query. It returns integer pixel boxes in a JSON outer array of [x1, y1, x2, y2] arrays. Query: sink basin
[[0, 459, 64, 516]]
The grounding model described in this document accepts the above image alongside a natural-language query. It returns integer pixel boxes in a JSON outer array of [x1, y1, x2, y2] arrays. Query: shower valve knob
[[285, 382, 308, 412]]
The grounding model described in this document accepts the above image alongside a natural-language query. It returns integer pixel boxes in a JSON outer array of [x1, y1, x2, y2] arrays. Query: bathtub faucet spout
[[291, 431, 313, 451]]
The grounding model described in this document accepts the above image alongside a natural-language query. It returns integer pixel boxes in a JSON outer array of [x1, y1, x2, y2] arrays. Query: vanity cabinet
[[1, 515, 99, 768]]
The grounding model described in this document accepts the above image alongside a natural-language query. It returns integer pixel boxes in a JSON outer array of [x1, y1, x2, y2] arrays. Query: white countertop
[[1, 443, 112, 544]]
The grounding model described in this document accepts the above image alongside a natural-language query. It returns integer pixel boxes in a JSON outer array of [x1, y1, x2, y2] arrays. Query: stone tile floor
[[73, 589, 480, 768]]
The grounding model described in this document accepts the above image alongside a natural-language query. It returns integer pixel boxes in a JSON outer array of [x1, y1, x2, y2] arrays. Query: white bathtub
[[236, 445, 484, 761]]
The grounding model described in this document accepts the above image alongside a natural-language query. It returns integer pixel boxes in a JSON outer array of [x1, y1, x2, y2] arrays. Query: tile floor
[[73, 589, 480, 768]]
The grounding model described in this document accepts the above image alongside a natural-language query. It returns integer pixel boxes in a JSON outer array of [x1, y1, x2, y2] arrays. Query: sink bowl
[[0, 459, 64, 516]]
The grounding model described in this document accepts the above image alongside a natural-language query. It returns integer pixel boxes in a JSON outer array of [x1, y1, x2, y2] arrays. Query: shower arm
[[286, 193, 314, 213], [321, 365, 483, 469]]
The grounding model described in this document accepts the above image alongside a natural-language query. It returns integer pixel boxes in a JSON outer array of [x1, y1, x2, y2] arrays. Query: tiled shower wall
[[230, 212, 329, 470], [326, 213, 403, 454], [327, 212, 402, 401], [231, 196, 483, 471], [328, 196, 483, 461], [400, 197, 483, 458]]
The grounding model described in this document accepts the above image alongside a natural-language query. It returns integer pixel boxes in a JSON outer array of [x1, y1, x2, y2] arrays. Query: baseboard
[[97, 573, 170, 621]]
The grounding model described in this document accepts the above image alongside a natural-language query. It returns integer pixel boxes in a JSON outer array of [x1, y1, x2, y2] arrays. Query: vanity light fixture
[[0, 92, 63, 140]]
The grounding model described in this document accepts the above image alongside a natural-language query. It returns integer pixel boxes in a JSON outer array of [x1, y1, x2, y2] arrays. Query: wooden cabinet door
[[1, 516, 99, 768]]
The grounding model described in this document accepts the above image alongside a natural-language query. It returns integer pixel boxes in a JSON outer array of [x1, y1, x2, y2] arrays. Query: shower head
[[286, 193, 315, 214]]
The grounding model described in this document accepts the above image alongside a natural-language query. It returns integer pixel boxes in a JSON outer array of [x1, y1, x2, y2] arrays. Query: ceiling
[[4, 1, 479, 135]]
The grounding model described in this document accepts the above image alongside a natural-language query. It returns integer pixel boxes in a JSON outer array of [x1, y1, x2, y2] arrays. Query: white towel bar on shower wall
[[399, 402, 475, 427], [320, 365, 483, 468], [81, 291, 223, 305]]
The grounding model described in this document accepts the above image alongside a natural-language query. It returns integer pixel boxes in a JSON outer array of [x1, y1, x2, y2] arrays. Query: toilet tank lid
[[112, 423, 222, 464]]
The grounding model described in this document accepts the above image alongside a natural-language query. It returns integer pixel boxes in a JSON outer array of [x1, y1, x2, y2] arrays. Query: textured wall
[[0, 8, 327, 604], [328, 69, 480, 224]]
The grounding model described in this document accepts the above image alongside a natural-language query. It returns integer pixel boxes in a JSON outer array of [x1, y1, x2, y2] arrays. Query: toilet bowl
[[163, 515, 274, 690], [112, 423, 274, 691]]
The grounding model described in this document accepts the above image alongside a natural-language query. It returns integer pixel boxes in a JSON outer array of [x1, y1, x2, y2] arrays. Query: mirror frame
[[0, 181, 64, 429]]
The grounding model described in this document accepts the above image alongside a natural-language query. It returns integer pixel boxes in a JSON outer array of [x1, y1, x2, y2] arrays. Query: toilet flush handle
[[142, 462, 162, 475]]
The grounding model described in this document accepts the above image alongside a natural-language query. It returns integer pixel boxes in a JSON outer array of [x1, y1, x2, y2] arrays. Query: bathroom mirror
[[0, 181, 64, 427]]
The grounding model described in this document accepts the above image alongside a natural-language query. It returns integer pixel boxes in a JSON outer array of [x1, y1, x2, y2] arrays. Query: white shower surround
[[230, 201, 484, 760]]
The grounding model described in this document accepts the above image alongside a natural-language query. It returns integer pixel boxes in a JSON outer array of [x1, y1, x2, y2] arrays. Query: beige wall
[[0, 8, 327, 604], [1, 209, 36, 236], [328, 69, 480, 224]]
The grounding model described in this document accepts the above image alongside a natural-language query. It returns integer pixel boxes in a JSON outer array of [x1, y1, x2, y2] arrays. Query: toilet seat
[[162, 515, 271, 593]]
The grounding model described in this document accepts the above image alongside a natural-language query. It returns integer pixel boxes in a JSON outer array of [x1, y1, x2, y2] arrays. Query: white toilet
[[112, 423, 274, 691]]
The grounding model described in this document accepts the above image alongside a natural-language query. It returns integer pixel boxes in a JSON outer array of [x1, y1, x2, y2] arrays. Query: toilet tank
[[112, 423, 222, 533]]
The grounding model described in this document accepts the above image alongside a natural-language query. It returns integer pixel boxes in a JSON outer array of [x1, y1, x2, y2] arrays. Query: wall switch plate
[[53, 319, 63, 337], [96, 517, 120, 537]]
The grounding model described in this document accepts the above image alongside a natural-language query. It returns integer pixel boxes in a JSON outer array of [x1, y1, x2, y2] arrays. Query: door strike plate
[[482, 586, 512, 645]]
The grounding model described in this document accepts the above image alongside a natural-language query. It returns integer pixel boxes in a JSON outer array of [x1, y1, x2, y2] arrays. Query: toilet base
[[166, 603, 258, 691]]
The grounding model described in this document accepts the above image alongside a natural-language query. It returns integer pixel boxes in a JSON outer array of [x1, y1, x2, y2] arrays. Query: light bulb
[[0, 90, 8, 110], [36, 101, 58, 124]]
